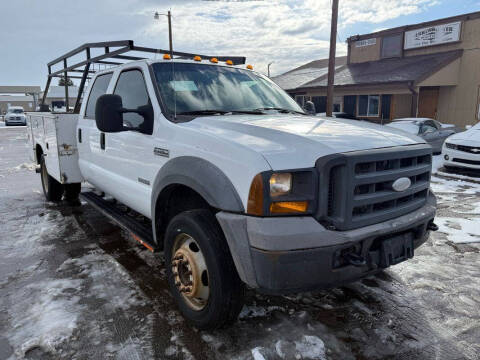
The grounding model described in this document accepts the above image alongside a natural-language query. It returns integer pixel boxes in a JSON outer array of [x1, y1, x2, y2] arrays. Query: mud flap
[[379, 232, 414, 268]]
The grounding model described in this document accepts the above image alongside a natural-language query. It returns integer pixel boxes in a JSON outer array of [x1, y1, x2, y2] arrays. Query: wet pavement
[[1, 127, 479, 360]]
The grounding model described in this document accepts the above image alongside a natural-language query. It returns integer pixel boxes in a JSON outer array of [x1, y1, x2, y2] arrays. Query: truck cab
[[29, 41, 437, 329]]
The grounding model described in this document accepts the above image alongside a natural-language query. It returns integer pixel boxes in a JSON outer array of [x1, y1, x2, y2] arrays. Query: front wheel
[[40, 155, 63, 202], [164, 209, 245, 329]]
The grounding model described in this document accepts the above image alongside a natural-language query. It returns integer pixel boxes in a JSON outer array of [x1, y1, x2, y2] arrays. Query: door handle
[[78, 128, 82, 143], [100, 133, 105, 150]]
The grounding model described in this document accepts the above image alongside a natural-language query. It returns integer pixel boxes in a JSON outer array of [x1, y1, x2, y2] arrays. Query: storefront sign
[[404, 21, 461, 49], [355, 38, 376, 47]]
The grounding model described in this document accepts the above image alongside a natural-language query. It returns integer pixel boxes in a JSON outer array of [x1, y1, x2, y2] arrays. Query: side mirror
[[95, 94, 124, 132], [303, 100, 316, 115]]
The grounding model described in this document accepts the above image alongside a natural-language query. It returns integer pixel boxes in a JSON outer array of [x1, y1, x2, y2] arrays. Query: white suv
[[5, 106, 26, 126]]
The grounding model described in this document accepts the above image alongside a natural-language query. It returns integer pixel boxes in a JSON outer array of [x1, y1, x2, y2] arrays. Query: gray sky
[[1, 0, 476, 88]]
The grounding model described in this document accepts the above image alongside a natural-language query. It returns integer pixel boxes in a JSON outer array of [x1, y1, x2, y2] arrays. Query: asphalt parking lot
[[1, 126, 479, 360]]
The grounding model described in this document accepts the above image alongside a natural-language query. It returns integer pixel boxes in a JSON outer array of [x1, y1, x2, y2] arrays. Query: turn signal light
[[270, 201, 308, 214], [246, 64, 253, 70], [163, 54, 171, 60], [210, 57, 219, 63], [193, 55, 202, 62], [247, 174, 264, 215], [226, 60, 233, 65]]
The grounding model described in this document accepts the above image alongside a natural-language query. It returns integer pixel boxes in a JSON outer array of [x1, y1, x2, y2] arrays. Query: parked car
[[442, 122, 480, 171], [28, 41, 438, 329], [386, 118, 456, 154], [4, 106, 27, 126]]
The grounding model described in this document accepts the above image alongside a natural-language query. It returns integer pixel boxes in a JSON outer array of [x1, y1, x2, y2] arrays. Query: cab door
[[77, 72, 114, 182], [93, 65, 160, 217]]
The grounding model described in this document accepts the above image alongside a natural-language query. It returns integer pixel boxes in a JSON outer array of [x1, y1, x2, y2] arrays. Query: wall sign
[[355, 38, 376, 47], [404, 21, 461, 49]]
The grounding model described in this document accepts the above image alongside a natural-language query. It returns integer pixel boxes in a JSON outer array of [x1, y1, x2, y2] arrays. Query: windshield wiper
[[176, 109, 264, 116], [254, 107, 305, 115], [176, 110, 229, 115]]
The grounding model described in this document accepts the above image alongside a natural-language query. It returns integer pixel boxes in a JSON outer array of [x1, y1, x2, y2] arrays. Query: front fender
[[151, 156, 244, 243]]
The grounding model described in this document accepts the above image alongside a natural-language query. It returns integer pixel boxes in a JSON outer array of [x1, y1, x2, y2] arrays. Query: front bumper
[[443, 148, 480, 170], [217, 193, 436, 294], [5, 118, 26, 126]]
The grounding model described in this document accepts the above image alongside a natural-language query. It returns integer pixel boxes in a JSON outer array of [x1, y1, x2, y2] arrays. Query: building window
[[295, 95, 306, 108], [311, 96, 326, 114], [381, 34, 403, 58], [358, 95, 380, 117]]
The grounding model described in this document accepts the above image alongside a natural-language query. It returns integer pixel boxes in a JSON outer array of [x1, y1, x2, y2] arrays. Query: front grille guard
[[316, 144, 433, 231]]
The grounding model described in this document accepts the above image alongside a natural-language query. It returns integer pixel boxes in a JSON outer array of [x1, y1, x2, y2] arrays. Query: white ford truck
[[27, 41, 437, 329]]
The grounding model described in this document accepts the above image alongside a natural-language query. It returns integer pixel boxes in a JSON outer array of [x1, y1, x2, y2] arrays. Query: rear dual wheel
[[40, 155, 63, 202], [164, 209, 245, 329], [40, 155, 81, 202]]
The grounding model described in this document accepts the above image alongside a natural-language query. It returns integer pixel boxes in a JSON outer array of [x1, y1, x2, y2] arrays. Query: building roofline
[[347, 10, 480, 42], [293, 49, 462, 91]]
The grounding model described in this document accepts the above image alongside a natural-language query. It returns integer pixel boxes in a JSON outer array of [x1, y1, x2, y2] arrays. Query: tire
[[164, 209, 245, 329], [40, 155, 63, 202], [64, 183, 81, 202]]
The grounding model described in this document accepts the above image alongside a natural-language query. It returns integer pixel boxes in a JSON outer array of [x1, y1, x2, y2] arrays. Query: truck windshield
[[152, 62, 304, 117], [9, 109, 24, 114]]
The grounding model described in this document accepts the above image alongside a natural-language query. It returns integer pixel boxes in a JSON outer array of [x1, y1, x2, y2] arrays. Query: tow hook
[[427, 222, 439, 231], [344, 252, 367, 267]]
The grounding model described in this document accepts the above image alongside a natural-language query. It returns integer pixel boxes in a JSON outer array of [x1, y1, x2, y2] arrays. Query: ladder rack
[[42, 40, 247, 113]]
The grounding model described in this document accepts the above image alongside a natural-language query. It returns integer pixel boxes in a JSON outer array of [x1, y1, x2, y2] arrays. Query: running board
[[80, 191, 159, 252]]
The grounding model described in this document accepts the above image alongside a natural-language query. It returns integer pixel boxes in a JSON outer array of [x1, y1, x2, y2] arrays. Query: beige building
[[273, 11, 480, 128], [0, 86, 41, 114]]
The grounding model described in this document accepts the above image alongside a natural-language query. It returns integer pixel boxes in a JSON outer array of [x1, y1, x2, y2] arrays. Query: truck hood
[[184, 114, 425, 170]]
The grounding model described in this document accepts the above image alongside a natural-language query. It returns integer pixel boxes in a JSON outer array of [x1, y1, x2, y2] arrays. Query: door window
[[114, 70, 151, 131], [85, 73, 113, 119]]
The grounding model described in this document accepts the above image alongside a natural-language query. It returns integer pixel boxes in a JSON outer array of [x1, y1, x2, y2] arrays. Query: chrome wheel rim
[[171, 233, 210, 311]]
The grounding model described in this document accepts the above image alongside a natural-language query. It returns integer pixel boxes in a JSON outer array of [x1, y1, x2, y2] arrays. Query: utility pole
[[267, 62, 273, 77], [326, 0, 339, 117], [167, 10, 173, 56], [154, 10, 173, 55]]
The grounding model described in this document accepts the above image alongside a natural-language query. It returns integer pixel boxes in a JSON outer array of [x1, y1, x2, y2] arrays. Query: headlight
[[269, 173, 292, 197], [247, 170, 316, 216], [445, 142, 457, 149]]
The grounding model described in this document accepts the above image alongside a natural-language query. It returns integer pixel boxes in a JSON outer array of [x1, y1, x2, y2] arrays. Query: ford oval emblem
[[392, 177, 411, 192]]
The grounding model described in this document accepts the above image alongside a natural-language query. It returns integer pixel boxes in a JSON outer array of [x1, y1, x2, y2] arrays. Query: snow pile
[[7, 162, 36, 172], [436, 217, 480, 244], [7, 279, 85, 357]]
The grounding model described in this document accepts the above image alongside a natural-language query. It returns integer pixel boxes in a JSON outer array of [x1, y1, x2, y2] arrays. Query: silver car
[[4, 107, 27, 126], [386, 118, 456, 154]]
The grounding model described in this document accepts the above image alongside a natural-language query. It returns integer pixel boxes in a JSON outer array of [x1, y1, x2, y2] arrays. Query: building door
[[344, 95, 356, 117], [418, 87, 439, 119], [381, 95, 391, 122]]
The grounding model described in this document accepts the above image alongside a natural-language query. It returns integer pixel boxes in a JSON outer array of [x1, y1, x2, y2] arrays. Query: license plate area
[[379, 232, 414, 268]]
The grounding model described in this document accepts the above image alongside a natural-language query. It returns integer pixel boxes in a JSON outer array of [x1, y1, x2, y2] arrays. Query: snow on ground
[[430, 155, 480, 244], [436, 217, 480, 243]]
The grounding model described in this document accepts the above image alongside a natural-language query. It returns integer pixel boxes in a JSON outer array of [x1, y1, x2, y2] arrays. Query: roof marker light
[[246, 64, 253, 70], [163, 54, 171, 60], [193, 55, 202, 62], [226, 60, 233, 65], [210, 57, 218, 63]]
